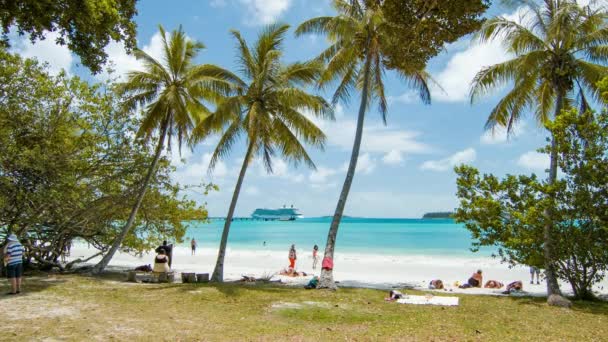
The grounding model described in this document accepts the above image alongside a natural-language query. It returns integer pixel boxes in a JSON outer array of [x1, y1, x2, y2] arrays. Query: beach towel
[[396, 295, 459, 306]]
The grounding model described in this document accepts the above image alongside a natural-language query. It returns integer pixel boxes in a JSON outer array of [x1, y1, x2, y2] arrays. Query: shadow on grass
[[0, 270, 67, 301], [507, 294, 608, 315]]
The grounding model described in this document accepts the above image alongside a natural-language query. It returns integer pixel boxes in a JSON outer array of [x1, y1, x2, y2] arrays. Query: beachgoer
[[484, 280, 504, 289], [153, 249, 170, 273], [3, 234, 24, 295], [191, 238, 197, 256], [305, 276, 319, 289], [503, 281, 523, 294], [155, 240, 173, 267], [530, 266, 540, 285], [429, 279, 444, 290], [288, 244, 297, 269], [459, 270, 483, 289], [312, 245, 319, 270], [385, 290, 405, 301], [263, 241, 266, 247]]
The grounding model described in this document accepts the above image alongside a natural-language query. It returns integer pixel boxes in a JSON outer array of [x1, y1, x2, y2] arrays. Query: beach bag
[[321, 257, 333, 270]]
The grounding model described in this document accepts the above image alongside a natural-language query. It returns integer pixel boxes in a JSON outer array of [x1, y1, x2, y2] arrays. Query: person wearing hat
[[3, 234, 24, 295]]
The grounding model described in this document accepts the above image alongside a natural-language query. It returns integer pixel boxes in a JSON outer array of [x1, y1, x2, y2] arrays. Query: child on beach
[[312, 245, 319, 270], [288, 244, 297, 269], [502, 281, 523, 294]]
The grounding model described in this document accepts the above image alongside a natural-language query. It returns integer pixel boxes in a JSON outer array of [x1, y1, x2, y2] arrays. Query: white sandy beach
[[69, 244, 608, 297]]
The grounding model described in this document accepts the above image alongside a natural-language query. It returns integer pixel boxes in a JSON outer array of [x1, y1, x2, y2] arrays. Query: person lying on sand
[[385, 290, 405, 301], [484, 280, 504, 289], [429, 279, 444, 290], [502, 281, 523, 294], [279, 267, 307, 277], [459, 269, 483, 288]]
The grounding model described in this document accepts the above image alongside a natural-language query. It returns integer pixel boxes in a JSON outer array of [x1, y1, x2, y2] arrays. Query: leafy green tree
[[455, 107, 608, 300], [92, 26, 237, 273], [0, 50, 210, 272], [0, 0, 138, 73], [470, 0, 608, 302], [295, 0, 489, 289], [192, 24, 333, 282]]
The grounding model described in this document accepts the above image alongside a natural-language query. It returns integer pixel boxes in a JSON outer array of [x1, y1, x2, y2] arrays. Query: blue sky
[[12, 0, 575, 218]]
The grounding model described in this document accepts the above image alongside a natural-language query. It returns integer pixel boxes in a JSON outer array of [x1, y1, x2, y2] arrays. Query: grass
[[1, 272, 607, 341]]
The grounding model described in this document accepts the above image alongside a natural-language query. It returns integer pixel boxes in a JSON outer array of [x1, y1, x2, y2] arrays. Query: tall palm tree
[[470, 0, 608, 303], [295, 0, 432, 289], [192, 24, 334, 282], [93, 26, 238, 273]]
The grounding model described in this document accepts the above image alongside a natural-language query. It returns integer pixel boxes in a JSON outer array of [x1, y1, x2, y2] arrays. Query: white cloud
[[425, 7, 536, 102], [244, 186, 260, 195], [382, 150, 404, 165], [240, 0, 292, 24], [421, 148, 476, 172], [309, 166, 340, 184], [341, 153, 376, 175], [517, 151, 549, 171], [173, 152, 228, 185], [11, 31, 73, 75], [97, 31, 166, 81], [480, 122, 526, 145], [305, 110, 430, 156]]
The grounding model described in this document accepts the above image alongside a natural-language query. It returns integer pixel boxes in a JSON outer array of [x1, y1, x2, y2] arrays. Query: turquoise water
[[183, 217, 491, 257]]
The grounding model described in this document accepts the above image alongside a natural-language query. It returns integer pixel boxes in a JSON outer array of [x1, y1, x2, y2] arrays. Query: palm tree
[[92, 26, 238, 273], [192, 24, 334, 282], [470, 0, 608, 303], [295, 0, 432, 289]]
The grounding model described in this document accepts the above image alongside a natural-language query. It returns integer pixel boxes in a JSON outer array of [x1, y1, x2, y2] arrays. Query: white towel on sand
[[396, 295, 459, 306]]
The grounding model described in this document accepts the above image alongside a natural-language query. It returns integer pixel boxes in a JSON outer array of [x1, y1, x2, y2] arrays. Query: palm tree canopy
[[118, 25, 241, 154], [192, 23, 334, 173], [295, 0, 434, 124], [470, 0, 608, 132]]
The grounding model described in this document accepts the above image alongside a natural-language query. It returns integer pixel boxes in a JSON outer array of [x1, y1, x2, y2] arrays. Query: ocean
[[183, 217, 492, 257]]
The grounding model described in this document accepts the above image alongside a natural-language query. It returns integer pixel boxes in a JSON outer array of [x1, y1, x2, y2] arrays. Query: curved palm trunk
[[318, 53, 372, 290], [543, 89, 567, 303], [211, 142, 254, 282], [92, 120, 169, 274]]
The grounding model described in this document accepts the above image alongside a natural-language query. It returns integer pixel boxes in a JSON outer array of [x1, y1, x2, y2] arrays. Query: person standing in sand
[[288, 244, 297, 269], [191, 238, 197, 256], [3, 234, 24, 295], [529, 266, 540, 285], [312, 245, 319, 270]]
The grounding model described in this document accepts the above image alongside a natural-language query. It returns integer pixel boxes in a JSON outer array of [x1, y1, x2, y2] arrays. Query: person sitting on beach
[[502, 281, 523, 294], [429, 279, 444, 290], [459, 269, 483, 288], [484, 280, 504, 289], [385, 290, 405, 301], [153, 249, 170, 273], [305, 276, 319, 289]]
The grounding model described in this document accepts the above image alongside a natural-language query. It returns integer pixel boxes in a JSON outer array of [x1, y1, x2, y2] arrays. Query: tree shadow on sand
[[0, 271, 67, 301]]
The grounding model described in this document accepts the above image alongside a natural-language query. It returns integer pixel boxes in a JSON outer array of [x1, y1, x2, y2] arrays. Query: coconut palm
[[470, 0, 608, 303], [192, 24, 334, 282], [295, 0, 433, 288], [93, 25, 238, 273]]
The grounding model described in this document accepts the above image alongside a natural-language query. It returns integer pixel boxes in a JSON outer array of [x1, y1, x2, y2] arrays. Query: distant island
[[422, 212, 454, 219]]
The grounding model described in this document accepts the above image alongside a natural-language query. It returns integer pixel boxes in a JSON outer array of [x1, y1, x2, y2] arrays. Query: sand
[[68, 243, 608, 297]]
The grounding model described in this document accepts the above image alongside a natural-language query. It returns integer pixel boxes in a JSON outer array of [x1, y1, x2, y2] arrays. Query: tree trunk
[[92, 119, 169, 274], [318, 49, 373, 290], [210, 142, 254, 282], [543, 89, 569, 305]]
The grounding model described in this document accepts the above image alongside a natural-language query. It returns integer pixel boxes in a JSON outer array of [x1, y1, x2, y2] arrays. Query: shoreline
[[69, 243, 608, 297]]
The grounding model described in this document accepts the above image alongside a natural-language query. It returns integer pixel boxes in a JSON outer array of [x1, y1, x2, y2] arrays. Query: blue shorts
[[6, 263, 23, 278]]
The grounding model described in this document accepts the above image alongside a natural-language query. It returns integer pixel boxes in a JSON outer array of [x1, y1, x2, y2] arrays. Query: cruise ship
[[251, 205, 303, 221]]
